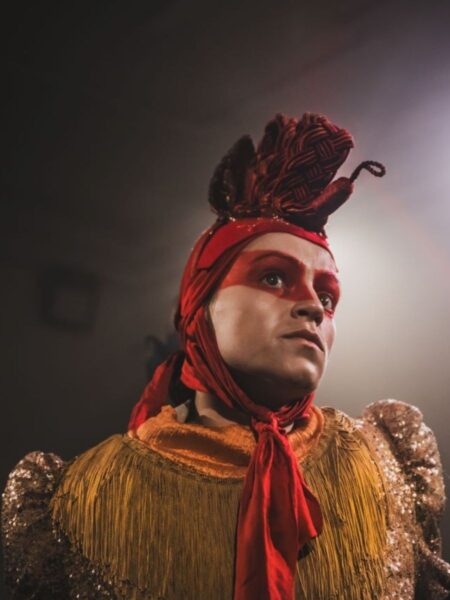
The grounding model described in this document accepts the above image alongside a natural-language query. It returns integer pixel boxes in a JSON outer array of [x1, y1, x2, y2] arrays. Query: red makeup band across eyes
[[218, 250, 340, 310], [313, 270, 341, 307]]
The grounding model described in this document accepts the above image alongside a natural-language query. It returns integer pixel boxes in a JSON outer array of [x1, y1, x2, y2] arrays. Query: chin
[[281, 360, 323, 393], [256, 367, 321, 407], [284, 376, 318, 397], [229, 360, 323, 407]]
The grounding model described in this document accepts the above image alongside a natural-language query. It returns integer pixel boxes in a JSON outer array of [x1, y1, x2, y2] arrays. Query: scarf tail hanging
[[233, 421, 322, 600]]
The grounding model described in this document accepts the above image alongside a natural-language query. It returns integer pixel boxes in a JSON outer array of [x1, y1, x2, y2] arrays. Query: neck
[[194, 391, 294, 432], [194, 391, 251, 428]]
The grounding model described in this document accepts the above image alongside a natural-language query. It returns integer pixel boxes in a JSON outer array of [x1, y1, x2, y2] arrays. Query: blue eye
[[262, 272, 285, 288]]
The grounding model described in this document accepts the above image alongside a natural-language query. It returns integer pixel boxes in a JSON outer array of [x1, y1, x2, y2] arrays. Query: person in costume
[[2, 113, 450, 600]]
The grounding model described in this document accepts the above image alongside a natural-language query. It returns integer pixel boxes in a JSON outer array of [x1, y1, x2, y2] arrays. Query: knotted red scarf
[[129, 218, 329, 600]]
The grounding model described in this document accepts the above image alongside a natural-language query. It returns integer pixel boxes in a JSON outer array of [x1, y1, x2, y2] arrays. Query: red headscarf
[[129, 218, 332, 600], [129, 111, 385, 599]]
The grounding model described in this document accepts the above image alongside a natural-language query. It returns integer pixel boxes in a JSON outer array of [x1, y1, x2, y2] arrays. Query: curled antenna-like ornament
[[349, 160, 386, 183]]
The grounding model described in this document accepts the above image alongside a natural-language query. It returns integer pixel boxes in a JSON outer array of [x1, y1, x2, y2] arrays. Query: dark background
[[2, 1, 450, 596]]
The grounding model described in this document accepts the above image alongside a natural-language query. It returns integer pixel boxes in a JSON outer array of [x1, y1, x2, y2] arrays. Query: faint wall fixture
[[39, 266, 100, 331]]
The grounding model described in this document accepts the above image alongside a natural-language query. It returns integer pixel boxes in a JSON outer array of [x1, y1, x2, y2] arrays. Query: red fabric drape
[[129, 218, 326, 600]]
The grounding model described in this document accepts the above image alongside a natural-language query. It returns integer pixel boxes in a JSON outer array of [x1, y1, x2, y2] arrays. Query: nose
[[291, 298, 324, 326]]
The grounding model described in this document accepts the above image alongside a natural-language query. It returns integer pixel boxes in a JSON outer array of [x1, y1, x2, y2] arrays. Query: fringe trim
[[298, 410, 388, 599], [51, 412, 387, 600], [51, 435, 242, 599]]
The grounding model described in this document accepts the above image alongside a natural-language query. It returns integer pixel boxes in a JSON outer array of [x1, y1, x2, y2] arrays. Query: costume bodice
[[2, 400, 449, 599]]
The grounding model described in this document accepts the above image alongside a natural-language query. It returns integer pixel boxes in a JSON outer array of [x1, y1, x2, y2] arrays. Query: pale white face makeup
[[208, 233, 339, 409]]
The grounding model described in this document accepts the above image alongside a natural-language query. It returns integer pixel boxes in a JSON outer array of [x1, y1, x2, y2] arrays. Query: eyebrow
[[248, 250, 341, 285], [314, 269, 341, 286]]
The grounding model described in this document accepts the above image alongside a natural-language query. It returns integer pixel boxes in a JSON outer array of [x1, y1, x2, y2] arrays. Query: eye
[[318, 292, 335, 312], [261, 272, 285, 289]]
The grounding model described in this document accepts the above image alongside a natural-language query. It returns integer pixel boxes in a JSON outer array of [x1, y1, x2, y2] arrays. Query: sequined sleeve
[[1, 451, 70, 598], [2, 451, 123, 599], [363, 399, 450, 599]]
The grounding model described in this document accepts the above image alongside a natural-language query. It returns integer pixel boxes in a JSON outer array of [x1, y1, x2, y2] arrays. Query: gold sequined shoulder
[[360, 399, 450, 599], [1, 450, 118, 599], [363, 399, 445, 518], [2, 451, 67, 597]]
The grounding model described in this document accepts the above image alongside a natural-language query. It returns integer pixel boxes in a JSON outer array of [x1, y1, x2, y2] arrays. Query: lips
[[281, 329, 325, 352]]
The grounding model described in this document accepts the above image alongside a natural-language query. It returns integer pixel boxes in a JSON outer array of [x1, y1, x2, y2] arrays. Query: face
[[208, 233, 340, 409]]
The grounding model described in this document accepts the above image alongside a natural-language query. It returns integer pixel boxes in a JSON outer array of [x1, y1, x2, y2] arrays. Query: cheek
[[321, 318, 336, 354], [208, 288, 278, 359]]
